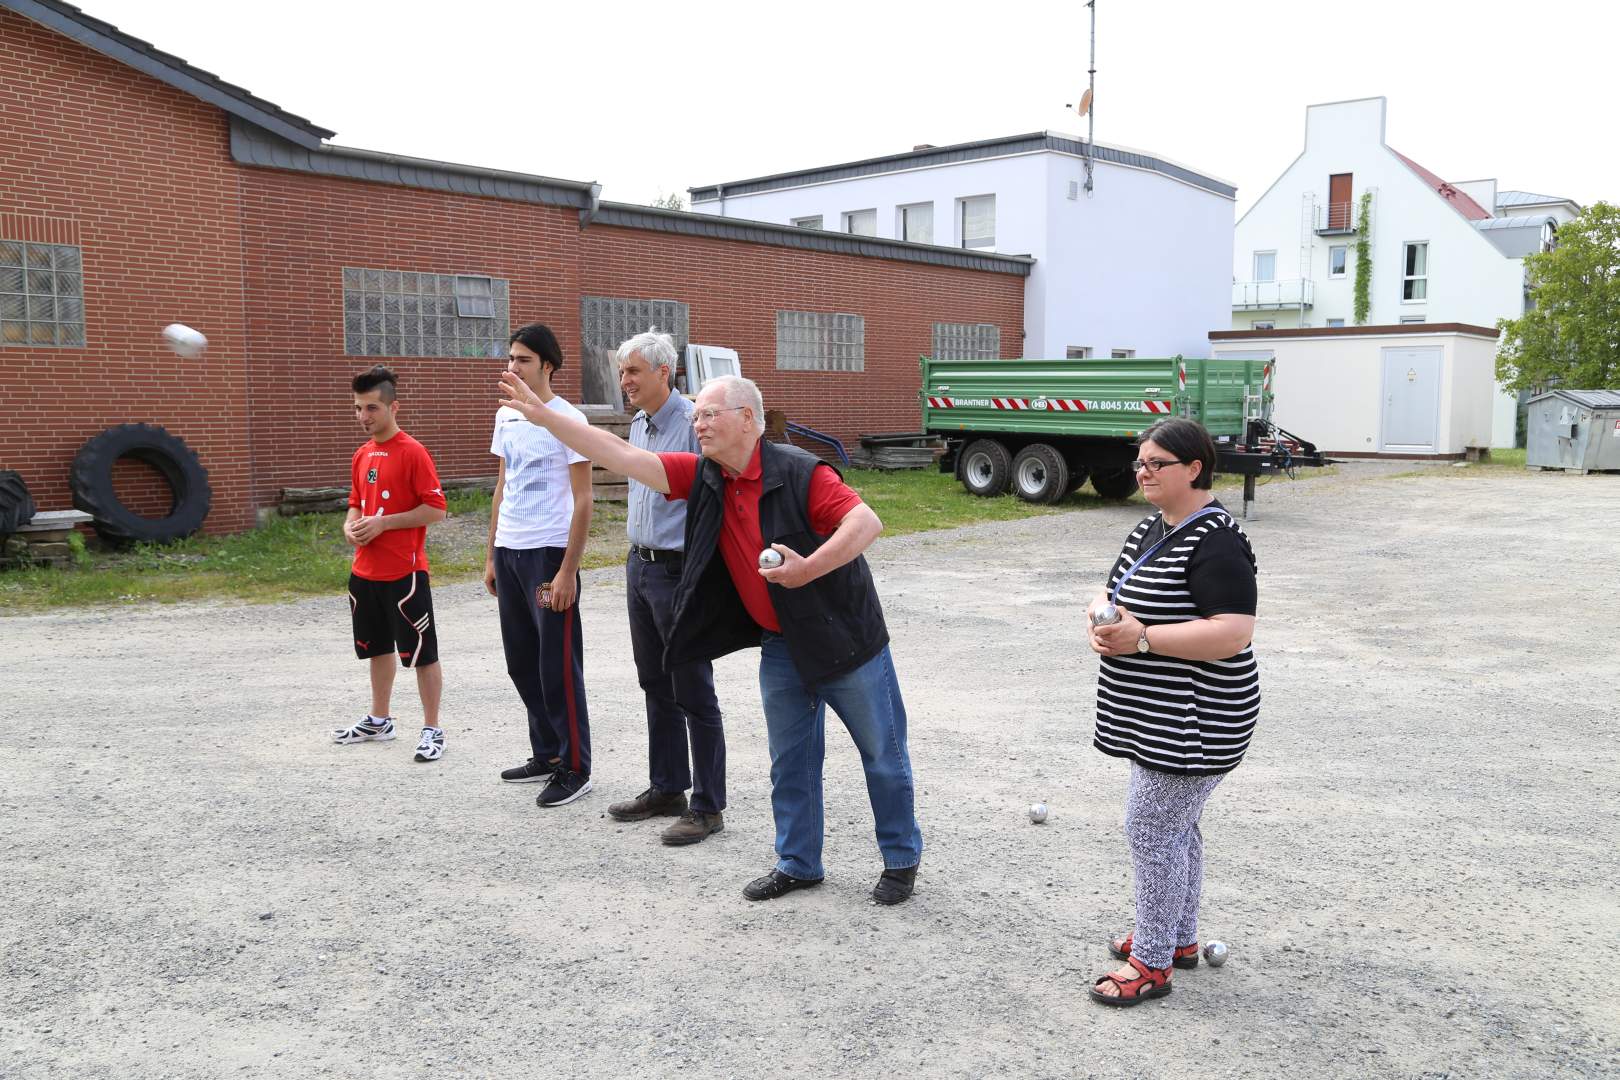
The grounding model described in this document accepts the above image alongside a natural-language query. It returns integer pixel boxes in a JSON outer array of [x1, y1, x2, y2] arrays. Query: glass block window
[[932, 322, 999, 361], [1, 240, 85, 348], [579, 296, 690, 407], [341, 266, 509, 359], [776, 310, 865, 373]]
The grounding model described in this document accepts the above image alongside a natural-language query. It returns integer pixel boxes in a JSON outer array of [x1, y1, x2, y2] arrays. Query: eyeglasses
[[1130, 457, 1185, 474], [690, 406, 747, 426]]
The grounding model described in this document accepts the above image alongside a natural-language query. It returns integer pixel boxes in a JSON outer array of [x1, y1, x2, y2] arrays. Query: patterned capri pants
[[1123, 762, 1226, 970]]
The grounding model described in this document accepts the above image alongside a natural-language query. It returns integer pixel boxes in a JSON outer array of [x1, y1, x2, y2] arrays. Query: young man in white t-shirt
[[485, 323, 595, 807]]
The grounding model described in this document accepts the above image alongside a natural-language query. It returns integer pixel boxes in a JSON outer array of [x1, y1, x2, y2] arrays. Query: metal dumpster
[[1526, 390, 1620, 473]]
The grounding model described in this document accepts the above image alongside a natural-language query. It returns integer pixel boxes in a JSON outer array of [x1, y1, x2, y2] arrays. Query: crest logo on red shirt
[[367, 467, 378, 483]]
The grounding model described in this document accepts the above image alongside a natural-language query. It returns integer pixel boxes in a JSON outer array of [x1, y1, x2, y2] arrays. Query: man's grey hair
[[615, 329, 678, 388], [708, 375, 765, 433]]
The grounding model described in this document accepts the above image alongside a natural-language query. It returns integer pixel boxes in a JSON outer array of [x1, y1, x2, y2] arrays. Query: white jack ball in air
[[161, 323, 208, 358], [1028, 802, 1048, 824]]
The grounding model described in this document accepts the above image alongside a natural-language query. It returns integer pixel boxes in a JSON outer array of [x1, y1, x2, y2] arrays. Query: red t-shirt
[[658, 443, 864, 632], [348, 430, 447, 581]]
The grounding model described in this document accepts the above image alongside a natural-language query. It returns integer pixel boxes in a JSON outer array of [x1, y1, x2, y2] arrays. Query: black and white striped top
[[1093, 500, 1260, 775]]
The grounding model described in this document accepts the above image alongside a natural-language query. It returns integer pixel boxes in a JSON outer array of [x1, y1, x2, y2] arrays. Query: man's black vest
[[665, 440, 888, 688]]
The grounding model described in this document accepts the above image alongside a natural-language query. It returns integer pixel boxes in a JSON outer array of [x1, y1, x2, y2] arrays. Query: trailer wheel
[[959, 439, 1011, 497], [1012, 444, 1069, 504], [1090, 467, 1139, 500], [1063, 465, 1090, 498]]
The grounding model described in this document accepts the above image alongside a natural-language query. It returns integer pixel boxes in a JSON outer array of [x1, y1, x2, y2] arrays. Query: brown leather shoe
[[660, 809, 723, 846], [607, 787, 688, 822]]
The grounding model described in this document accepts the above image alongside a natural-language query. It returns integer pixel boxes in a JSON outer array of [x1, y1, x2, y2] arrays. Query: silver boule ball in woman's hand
[[1203, 941, 1229, 967], [1091, 603, 1121, 627], [1028, 802, 1048, 824], [758, 548, 783, 570]]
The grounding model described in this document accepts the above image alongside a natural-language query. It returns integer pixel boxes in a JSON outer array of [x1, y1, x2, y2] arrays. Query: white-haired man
[[607, 331, 727, 846], [498, 369, 923, 905]]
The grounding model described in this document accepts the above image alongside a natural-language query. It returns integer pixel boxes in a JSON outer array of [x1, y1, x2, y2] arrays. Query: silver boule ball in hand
[[1090, 603, 1121, 627], [1028, 802, 1048, 824], [1203, 940, 1229, 967], [758, 548, 784, 570]]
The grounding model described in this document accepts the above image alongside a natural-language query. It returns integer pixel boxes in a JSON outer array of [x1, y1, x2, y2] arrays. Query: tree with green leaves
[[649, 191, 686, 211], [1496, 201, 1620, 392]]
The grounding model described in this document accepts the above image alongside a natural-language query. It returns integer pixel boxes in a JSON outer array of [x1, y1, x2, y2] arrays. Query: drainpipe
[[578, 182, 602, 229]]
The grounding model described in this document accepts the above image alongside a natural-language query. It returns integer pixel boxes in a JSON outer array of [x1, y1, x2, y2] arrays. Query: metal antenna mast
[[1084, 0, 1096, 194]]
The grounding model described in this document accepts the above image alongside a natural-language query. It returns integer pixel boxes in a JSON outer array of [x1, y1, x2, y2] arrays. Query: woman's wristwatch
[[1136, 626, 1152, 653]]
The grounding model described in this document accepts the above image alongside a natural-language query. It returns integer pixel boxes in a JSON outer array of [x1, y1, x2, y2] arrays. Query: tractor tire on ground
[[71, 424, 212, 544], [1090, 467, 1138, 500], [0, 469, 37, 533], [959, 439, 1012, 497], [1011, 444, 1069, 504]]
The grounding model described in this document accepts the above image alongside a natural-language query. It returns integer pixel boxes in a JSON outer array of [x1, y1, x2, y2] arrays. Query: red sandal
[[1108, 932, 1201, 969], [1089, 954, 1174, 1007]]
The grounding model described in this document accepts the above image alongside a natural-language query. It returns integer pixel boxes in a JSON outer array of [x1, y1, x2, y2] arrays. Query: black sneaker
[[501, 759, 557, 784], [537, 768, 593, 807]]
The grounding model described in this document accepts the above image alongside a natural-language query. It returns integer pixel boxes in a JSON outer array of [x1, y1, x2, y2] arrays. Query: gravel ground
[[3, 461, 1617, 1080]]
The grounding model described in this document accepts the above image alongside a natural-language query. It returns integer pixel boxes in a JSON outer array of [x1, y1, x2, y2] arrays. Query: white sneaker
[[333, 716, 395, 744], [413, 726, 445, 762]]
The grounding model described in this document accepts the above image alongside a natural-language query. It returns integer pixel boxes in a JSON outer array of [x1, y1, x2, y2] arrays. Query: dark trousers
[[626, 550, 726, 813], [495, 546, 590, 776]]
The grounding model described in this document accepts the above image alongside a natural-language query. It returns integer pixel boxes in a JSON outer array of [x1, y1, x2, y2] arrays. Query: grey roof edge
[[5, 0, 335, 149], [688, 132, 1235, 201], [590, 203, 1034, 276], [230, 119, 596, 209], [1476, 215, 1556, 231], [1526, 389, 1620, 408], [1497, 189, 1580, 208]]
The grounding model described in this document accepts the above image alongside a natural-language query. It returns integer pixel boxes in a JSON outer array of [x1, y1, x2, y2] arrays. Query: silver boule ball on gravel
[[1203, 940, 1229, 967], [1028, 802, 1048, 824], [1090, 603, 1120, 626], [758, 548, 784, 570]]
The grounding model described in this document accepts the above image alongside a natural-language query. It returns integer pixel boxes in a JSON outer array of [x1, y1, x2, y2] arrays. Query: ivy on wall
[[1353, 193, 1372, 324]]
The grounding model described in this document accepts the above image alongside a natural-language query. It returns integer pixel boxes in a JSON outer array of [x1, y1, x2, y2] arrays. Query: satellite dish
[[1076, 88, 1093, 117]]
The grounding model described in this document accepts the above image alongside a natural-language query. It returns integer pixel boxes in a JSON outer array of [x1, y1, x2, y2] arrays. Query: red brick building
[[0, 0, 1028, 534]]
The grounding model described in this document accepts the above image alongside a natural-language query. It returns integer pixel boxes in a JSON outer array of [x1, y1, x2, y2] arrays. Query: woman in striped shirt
[[1084, 417, 1259, 1007]]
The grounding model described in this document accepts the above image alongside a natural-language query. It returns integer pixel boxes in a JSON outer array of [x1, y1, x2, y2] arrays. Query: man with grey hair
[[498, 366, 924, 907], [606, 331, 727, 845]]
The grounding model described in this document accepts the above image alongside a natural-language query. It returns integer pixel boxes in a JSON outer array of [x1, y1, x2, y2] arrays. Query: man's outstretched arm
[[498, 372, 671, 493]]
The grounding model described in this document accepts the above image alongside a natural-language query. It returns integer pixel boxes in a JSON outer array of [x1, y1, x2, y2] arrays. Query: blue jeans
[[758, 635, 923, 880]]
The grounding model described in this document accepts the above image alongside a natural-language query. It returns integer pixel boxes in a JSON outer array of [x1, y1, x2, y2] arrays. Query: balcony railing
[[1316, 201, 1357, 235], [1232, 278, 1315, 310]]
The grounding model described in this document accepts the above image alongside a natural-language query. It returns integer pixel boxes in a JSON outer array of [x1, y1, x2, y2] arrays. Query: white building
[[1229, 97, 1581, 450], [688, 132, 1235, 360]]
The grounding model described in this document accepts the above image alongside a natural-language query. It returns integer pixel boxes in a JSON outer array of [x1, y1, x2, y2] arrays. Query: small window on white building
[[1328, 246, 1347, 278], [843, 209, 877, 237], [1541, 220, 1557, 253], [1399, 315, 1426, 324], [898, 203, 934, 244], [1253, 251, 1276, 282], [1066, 346, 1091, 359], [792, 215, 823, 230], [1402, 242, 1428, 301], [1325, 318, 1345, 328], [959, 195, 995, 250], [1252, 321, 1276, 331], [1111, 349, 1135, 359]]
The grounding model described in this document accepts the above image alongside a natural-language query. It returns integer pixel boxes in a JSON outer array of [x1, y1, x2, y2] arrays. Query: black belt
[[631, 545, 683, 563]]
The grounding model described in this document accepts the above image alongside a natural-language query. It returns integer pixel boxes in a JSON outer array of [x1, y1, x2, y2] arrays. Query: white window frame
[[897, 202, 934, 245], [791, 215, 823, 230], [1325, 318, 1345, 328], [1252, 251, 1277, 283], [1065, 346, 1091, 359], [1328, 245, 1348, 279], [1402, 241, 1428, 302], [1111, 349, 1136, 359], [842, 209, 877, 237], [958, 195, 995, 251]]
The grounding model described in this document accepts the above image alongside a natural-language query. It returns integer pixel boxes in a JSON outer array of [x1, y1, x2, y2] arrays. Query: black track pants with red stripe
[[494, 545, 591, 776]]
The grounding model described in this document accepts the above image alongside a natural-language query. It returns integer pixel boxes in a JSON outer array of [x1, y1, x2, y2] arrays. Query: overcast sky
[[89, 0, 1616, 216]]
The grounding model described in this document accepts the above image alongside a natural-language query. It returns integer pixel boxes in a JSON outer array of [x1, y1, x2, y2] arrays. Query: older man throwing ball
[[498, 369, 923, 905]]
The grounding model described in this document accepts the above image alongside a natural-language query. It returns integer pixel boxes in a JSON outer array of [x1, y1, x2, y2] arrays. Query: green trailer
[[915, 355, 1329, 517]]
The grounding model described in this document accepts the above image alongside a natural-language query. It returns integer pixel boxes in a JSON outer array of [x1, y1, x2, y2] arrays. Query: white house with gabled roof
[[687, 132, 1235, 362]]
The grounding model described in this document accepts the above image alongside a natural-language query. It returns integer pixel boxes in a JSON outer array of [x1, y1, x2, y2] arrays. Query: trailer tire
[[959, 439, 1011, 497], [1063, 465, 1090, 498], [1012, 444, 1069, 504], [71, 424, 212, 544], [1090, 467, 1138, 500]]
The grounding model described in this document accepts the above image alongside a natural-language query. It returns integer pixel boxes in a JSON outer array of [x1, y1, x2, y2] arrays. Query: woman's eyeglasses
[[690, 406, 747, 426], [1130, 457, 1185, 474]]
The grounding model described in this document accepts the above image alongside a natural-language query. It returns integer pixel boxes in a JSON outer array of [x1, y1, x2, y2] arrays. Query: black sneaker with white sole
[[413, 727, 444, 762], [501, 759, 557, 783], [537, 768, 592, 807]]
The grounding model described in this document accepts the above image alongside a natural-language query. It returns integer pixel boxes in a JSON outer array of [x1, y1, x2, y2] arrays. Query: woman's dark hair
[[509, 323, 563, 373], [351, 365, 397, 402], [1139, 417, 1216, 490]]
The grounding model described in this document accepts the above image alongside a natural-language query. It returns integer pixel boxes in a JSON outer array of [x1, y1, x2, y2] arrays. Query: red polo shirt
[[658, 443, 864, 632]]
